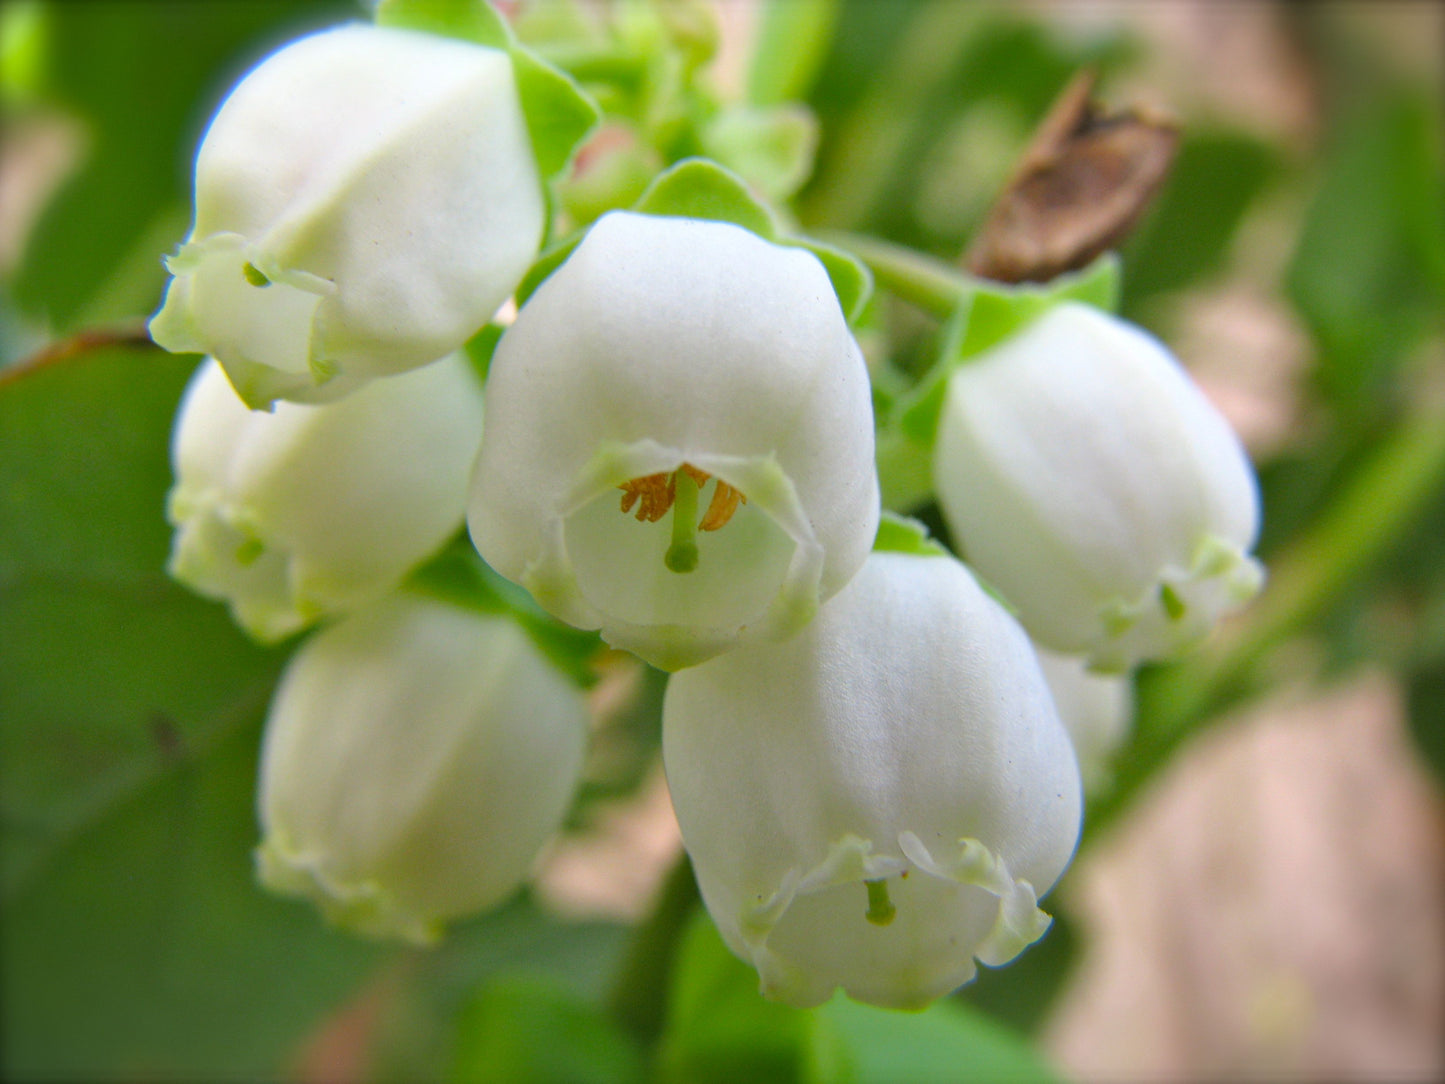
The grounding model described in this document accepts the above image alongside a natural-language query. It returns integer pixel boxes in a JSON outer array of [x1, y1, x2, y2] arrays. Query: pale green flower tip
[[254, 837, 442, 946]]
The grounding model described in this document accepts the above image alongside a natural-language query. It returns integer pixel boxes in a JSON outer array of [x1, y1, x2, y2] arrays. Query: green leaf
[[814, 996, 1061, 1084], [511, 43, 601, 180], [1406, 659, 1445, 790], [1121, 129, 1275, 311], [1284, 86, 1442, 410], [746, 0, 839, 107], [10, 0, 356, 331], [633, 157, 779, 239], [375, 0, 511, 49], [656, 912, 822, 1084], [0, 341, 384, 1079], [451, 974, 644, 1084], [702, 104, 820, 202], [872, 512, 948, 558]]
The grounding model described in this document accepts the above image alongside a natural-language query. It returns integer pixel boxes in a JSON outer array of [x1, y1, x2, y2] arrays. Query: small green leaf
[[872, 512, 948, 558], [514, 228, 586, 307], [632, 157, 779, 239], [814, 996, 1061, 1084], [746, 0, 839, 107], [952, 253, 1120, 362], [375, 0, 510, 49], [890, 254, 1119, 455], [702, 104, 819, 203], [452, 974, 644, 1084], [511, 43, 601, 180]]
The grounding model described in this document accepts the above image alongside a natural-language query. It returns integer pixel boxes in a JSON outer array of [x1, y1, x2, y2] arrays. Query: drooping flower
[[255, 592, 589, 944], [467, 210, 880, 671], [663, 551, 1082, 1009], [150, 24, 545, 408], [167, 354, 484, 642], [933, 301, 1263, 671]]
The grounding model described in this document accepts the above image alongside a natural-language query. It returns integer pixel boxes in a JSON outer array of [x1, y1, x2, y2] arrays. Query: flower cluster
[[152, 2, 1261, 1012]]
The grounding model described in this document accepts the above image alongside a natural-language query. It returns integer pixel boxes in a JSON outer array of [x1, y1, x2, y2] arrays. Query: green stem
[[606, 853, 700, 1045], [818, 230, 976, 318], [1085, 402, 1445, 842]]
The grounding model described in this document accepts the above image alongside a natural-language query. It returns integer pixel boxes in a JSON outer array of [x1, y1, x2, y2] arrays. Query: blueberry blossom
[[150, 24, 545, 408], [663, 551, 1082, 1009], [933, 301, 1264, 671], [255, 592, 589, 943], [167, 354, 484, 642], [467, 211, 879, 671]]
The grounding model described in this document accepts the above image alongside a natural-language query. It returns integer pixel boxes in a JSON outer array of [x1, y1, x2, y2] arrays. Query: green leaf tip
[[633, 158, 779, 239], [872, 512, 948, 558]]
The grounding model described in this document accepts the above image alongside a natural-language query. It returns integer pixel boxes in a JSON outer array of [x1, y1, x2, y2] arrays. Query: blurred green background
[[2, 1, 1442, 1080]]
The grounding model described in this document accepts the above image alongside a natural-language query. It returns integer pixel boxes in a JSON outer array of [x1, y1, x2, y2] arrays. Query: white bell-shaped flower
[[150, 24, 545, 408], [663, 552, 1082, 1009], [167, 354, 484, 642], [934, 302, 1264, 671], [256, 592, 589, 943], [468, 211, 879, 671], [1035, 645, 1133, 793]]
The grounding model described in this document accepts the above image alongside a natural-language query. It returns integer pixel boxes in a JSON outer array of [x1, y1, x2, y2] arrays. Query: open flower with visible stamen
[[663, 551, 1083, 1009], [467, 211, 879, 671]]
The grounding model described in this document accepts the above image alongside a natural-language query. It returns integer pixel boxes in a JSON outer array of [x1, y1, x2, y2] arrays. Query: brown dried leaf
[[965, 70, 1180, 284]]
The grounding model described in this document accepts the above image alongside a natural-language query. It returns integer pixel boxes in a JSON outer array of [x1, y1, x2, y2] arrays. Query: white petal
[[663, 552, 1082, 1008], [934, 301, 1263, 667], [151, 25, 544, 406], [256, 594, 589, 942], [469, 211, 879, 669], [168, 354, 484, 641]]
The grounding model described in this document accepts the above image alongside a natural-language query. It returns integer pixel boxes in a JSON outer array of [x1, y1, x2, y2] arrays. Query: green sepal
[[510, 43, 602, 179], [514, 228, 586, 306], [632, 157, 779, 239], [893, 253, 1121, 452], [872, 512, 948, 558], [405, 535, 603, 689], [633, 159, 872, 323], [951, 252, 1120, 364], [376, 0, 598, 182], [375, 0, 510, 48], [462, 321, 506, 383]]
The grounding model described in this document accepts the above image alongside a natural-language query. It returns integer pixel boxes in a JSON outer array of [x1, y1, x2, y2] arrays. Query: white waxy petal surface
[[168, 355, 484, 642], [468, 211, 879, 671], [150, 24, 545, 407], [663, 552, 1082, 1009], [934, 302, 1263, 670], [256, 594, 588, 943]]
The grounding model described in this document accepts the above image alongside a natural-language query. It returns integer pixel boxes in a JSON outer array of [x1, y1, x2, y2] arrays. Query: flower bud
[[663, 552, 1082, 1009], [255, 593, 589, 944], [167, 354, 484, 643], [933, 302, 1263, 671], [468, 211, 880, 671], [1035, 645, 1133, 793], [150, 24, 545, 408]]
